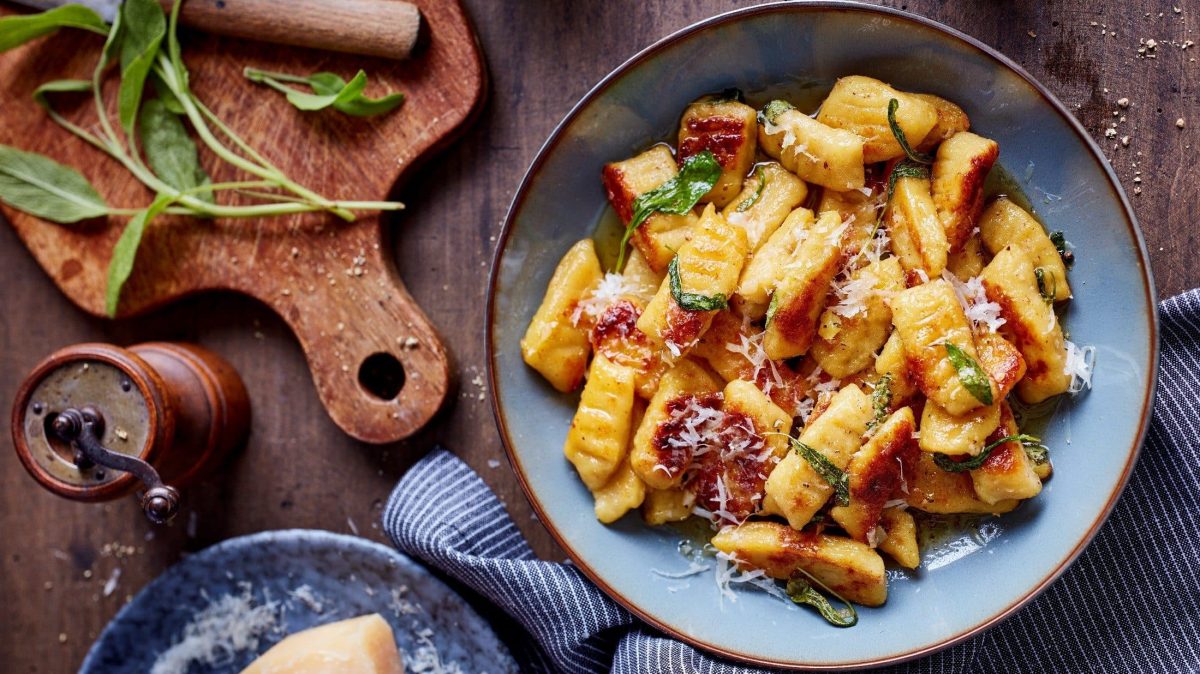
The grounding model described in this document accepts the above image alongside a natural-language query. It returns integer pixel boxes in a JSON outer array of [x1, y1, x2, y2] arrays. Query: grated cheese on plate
[[1064, 340, 1096, 393], [150, 584, 280, 674]]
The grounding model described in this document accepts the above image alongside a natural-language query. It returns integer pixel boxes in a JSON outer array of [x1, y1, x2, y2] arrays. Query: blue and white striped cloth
[[384, 290, 1200, 674]]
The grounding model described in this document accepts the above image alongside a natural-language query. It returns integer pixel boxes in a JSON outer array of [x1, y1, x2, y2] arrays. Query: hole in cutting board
[[358, 353, 406, 401]]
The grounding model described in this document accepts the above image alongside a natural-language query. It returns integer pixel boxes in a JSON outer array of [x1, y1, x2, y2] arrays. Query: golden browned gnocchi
[[521, 78, 1092, 626]]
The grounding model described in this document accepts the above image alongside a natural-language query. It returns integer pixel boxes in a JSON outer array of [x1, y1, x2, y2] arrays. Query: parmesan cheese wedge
[[239, 614, 404, 674]]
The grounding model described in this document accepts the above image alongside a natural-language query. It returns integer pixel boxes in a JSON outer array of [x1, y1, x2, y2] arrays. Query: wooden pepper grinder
[[10, 342, 250, 524]]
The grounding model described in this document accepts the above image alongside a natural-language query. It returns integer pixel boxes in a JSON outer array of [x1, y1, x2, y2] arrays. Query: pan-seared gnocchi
[[521, 78, 1093, 626]]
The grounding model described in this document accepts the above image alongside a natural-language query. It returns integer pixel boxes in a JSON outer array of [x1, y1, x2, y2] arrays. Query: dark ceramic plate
[[80, 529, 517, 674]]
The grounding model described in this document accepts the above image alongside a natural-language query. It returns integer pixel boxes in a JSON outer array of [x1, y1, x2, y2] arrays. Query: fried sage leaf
[[791, 439, 850, 507], [786, 570, 858, 627], [943, 342, 994, 406], [668, 255, 727, 312], [886, 97, 933, 164], [615, 149, 721, 271], [933, 433, 1046, 472]]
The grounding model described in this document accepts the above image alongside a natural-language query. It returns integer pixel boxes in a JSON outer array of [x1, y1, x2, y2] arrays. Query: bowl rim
[[485, 1, 1160, 669]]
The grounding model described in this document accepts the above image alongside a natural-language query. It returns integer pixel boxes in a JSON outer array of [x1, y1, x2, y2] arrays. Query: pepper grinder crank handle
[[50, 405, 181, 524]]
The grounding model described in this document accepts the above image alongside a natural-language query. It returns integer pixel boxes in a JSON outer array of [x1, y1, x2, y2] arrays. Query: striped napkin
[[384, 290, 1199, 674]]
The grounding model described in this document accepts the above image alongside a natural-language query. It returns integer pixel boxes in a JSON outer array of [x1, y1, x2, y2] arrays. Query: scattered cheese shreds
[[1064, 340, 1096, 394], [942, 270, 1006, 333], [571, 272, 650, 325], [713, 550, 767, 604], [150, 585, 279, 674], [725, 330, 785, 395]]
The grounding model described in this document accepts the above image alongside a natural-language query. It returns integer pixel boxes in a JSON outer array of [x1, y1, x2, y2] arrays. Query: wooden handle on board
[[249, 226, 451, 444], [169, 0, 421, 60]]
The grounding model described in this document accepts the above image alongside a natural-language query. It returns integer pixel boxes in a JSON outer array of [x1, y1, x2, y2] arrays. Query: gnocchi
[[522, 79, 1091, 625]]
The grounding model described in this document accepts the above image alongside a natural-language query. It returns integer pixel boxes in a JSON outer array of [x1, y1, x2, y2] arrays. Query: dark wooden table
[[1, 1, 1195, 671]]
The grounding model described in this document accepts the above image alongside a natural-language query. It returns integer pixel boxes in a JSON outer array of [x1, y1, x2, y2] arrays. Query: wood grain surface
[[0, 0, 484, 444], [171, 0, 422, 60], [1, 1, 1196, 671]]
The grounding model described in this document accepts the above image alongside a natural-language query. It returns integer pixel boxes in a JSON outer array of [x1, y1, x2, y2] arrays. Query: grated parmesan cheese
[[713, 550, 767, 604], [942, 270, 1006, 333], [1064, 340, 1096, 393], [150, 584, 280, 674], [830, 275, 877, 319], [571, 272, 651, 326], [725, 330, 785, 395]]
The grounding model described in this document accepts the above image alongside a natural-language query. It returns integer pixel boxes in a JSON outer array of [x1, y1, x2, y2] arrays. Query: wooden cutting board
[[0, 1, 485, 443]]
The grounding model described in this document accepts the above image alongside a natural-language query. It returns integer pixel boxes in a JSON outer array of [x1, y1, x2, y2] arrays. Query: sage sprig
[[667, 256, 727, 312], [943, 342, 994, 406], [933, 434, 1046, 472], [614, 149, 720, 271], [0, 0, 405, 315], [243, 67, 405, 117]]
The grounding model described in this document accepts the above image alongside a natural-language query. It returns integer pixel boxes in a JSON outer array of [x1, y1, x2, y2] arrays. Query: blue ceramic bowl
[[81, 530, 517, 674], [487, 3, 1157, 669]]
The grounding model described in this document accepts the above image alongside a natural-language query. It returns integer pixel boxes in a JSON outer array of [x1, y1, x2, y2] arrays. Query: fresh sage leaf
[[0, 144, 108, 223], [32, 79, 92, 108], [243, 67, 405, 117], [106, 194, 173, 316], [786, 571, 858, 627], [0, 4, 108, 52], [943, 342, 994, 406], [117, 0, 166, 133], [150, 72, 186, 114], [765, 292, 780, 326], [667, 256, 727, 312], [138, 98, 212, 203], [791, 439, 850, 507], [933, 434, 1045, 472], [886, 98, 933, 164], [615, 149, 721, 271]]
